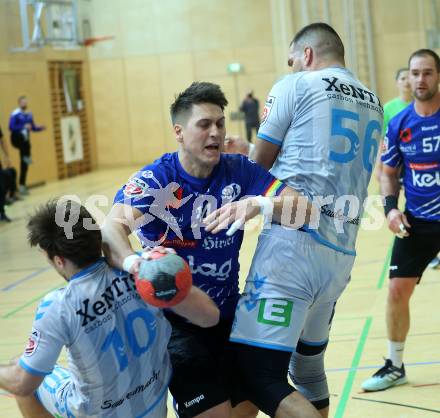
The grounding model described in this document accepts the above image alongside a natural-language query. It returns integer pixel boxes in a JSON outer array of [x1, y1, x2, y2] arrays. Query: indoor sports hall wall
[[0, 0, 97, 185], [1, 0, 439, 180], [86, 0, 279, 167], [86, 0, 440, 168]]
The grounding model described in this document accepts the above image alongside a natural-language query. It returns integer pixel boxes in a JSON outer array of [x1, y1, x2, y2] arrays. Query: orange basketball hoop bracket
[[83, 36, 115, 47]]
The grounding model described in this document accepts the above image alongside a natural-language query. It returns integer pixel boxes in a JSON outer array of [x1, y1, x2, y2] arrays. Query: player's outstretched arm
[[0, 358, 43, 396], [102, 203, 145, 273], [204, 186, 317, 236], [272, 187, 318, 228], [171, 286, 220, 328]]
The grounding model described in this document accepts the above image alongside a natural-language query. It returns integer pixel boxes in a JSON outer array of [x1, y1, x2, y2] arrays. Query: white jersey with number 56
[[259, 67, 383, 255]]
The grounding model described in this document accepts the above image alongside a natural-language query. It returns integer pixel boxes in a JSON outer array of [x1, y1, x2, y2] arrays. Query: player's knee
[[288, 340, 329, 409], [388, 280, 413, 302], [232, 401, 259, 418]]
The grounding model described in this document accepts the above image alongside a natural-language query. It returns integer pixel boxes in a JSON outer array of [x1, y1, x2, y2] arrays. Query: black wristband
[[384, 195, 398, 217]]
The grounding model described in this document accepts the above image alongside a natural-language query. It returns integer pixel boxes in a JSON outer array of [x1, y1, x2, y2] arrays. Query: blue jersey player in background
[[0, 199, 218, 418], [362, 49, 440, 392], [9, 96, 45, 195], [103, 81, 315, 418]]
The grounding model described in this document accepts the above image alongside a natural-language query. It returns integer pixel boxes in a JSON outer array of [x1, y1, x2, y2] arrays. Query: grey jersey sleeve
[[258, 75, 297, 146], [19, 290, 66, 376]]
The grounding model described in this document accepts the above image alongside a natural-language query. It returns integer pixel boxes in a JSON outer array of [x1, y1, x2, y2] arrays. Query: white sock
[[388, 340, 405, 368]]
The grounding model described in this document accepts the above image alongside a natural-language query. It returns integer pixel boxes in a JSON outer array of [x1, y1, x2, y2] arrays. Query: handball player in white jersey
[[0, 199, 218, 418], [209, 23, 383, 418]]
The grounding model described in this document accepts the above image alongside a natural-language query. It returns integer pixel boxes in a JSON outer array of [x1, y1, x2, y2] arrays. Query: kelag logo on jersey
[[187, 255, 232, 280], [411, 169, 440, 187]]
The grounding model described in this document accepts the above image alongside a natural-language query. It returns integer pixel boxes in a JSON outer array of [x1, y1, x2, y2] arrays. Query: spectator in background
[[0, 126, 18, 204], [0, 125, 14, 222], [9, 96, 45, 195], [240, 91, 260, 142]]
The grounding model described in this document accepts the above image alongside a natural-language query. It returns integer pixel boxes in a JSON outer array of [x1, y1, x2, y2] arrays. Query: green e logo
[[257, 299, 293, 327]]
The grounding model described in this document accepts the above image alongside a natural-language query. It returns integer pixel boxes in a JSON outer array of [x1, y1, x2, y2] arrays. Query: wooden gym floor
[[0, 167, 439, 418]]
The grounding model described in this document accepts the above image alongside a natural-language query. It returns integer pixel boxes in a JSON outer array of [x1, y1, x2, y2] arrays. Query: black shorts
[[389, 212, 440, 280], [165, 313, 244, 417]]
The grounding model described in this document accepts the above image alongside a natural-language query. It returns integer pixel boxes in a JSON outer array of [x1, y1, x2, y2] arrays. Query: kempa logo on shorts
[[184, 394, 205, 408], [257, 299, 293, 327]]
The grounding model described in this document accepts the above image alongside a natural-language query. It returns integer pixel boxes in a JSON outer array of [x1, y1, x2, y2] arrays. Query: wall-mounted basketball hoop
[[11, 0, 80, 52]]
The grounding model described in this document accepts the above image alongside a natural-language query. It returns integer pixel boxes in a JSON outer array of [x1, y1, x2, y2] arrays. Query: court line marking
[[334, 317, 372, 418], [376, 241, 392, 289], [327, 359, 440, 373], [1, 267, 51, 291], [352, 396, 440, 414], [1, 284, 63, 319], [332, 330, 440, 344]]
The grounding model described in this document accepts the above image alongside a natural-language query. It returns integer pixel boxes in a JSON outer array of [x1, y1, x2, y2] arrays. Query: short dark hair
[[170, 82, 228, 124], [291, 22, 345, 60], [395, 68, 408, 80], [408, 49, 440, 72], [27, 199, 102, 268]]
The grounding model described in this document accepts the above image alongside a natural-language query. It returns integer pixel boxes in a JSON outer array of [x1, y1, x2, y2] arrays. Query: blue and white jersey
[[259, 67, 383, 255], [114, 152, 285, 320], [19, 259, 172, 418], [381, 104, 440, 221], [9, 108, 43, 136]]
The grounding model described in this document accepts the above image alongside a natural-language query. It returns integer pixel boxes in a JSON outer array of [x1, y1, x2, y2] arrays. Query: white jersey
[[19, 259, 172, 418], [259, 67, 383, 255]]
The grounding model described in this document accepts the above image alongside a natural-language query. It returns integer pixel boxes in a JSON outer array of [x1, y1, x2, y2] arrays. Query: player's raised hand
[[123, 247, 176, 274], [386, 209, 411, 238]]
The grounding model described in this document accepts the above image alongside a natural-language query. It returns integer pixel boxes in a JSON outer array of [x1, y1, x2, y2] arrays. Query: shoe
[[361, 359, 408, 392], [19, 185, 29, 195], [0, 212, 11, 222], [428, 257, 440, 269]]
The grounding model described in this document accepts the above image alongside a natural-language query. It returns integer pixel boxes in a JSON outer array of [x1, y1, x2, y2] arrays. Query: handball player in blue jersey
[[206, 23, 382, 418], [362, 49, 440, 392], [102, 81, 315, 418], [0, 200, 218, 418]]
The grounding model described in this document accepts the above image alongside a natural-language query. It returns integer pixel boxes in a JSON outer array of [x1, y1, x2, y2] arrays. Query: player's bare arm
[[104, 204, 220, 328], [204, 186, 317, 235], [171, 286, 220, 328], [253, 138, 281, 170], [0, 359, 43, 397], [102, 203, 145, 272]]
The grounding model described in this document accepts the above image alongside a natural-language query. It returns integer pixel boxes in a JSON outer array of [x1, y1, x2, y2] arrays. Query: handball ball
[[135, 252, 192, 308]]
